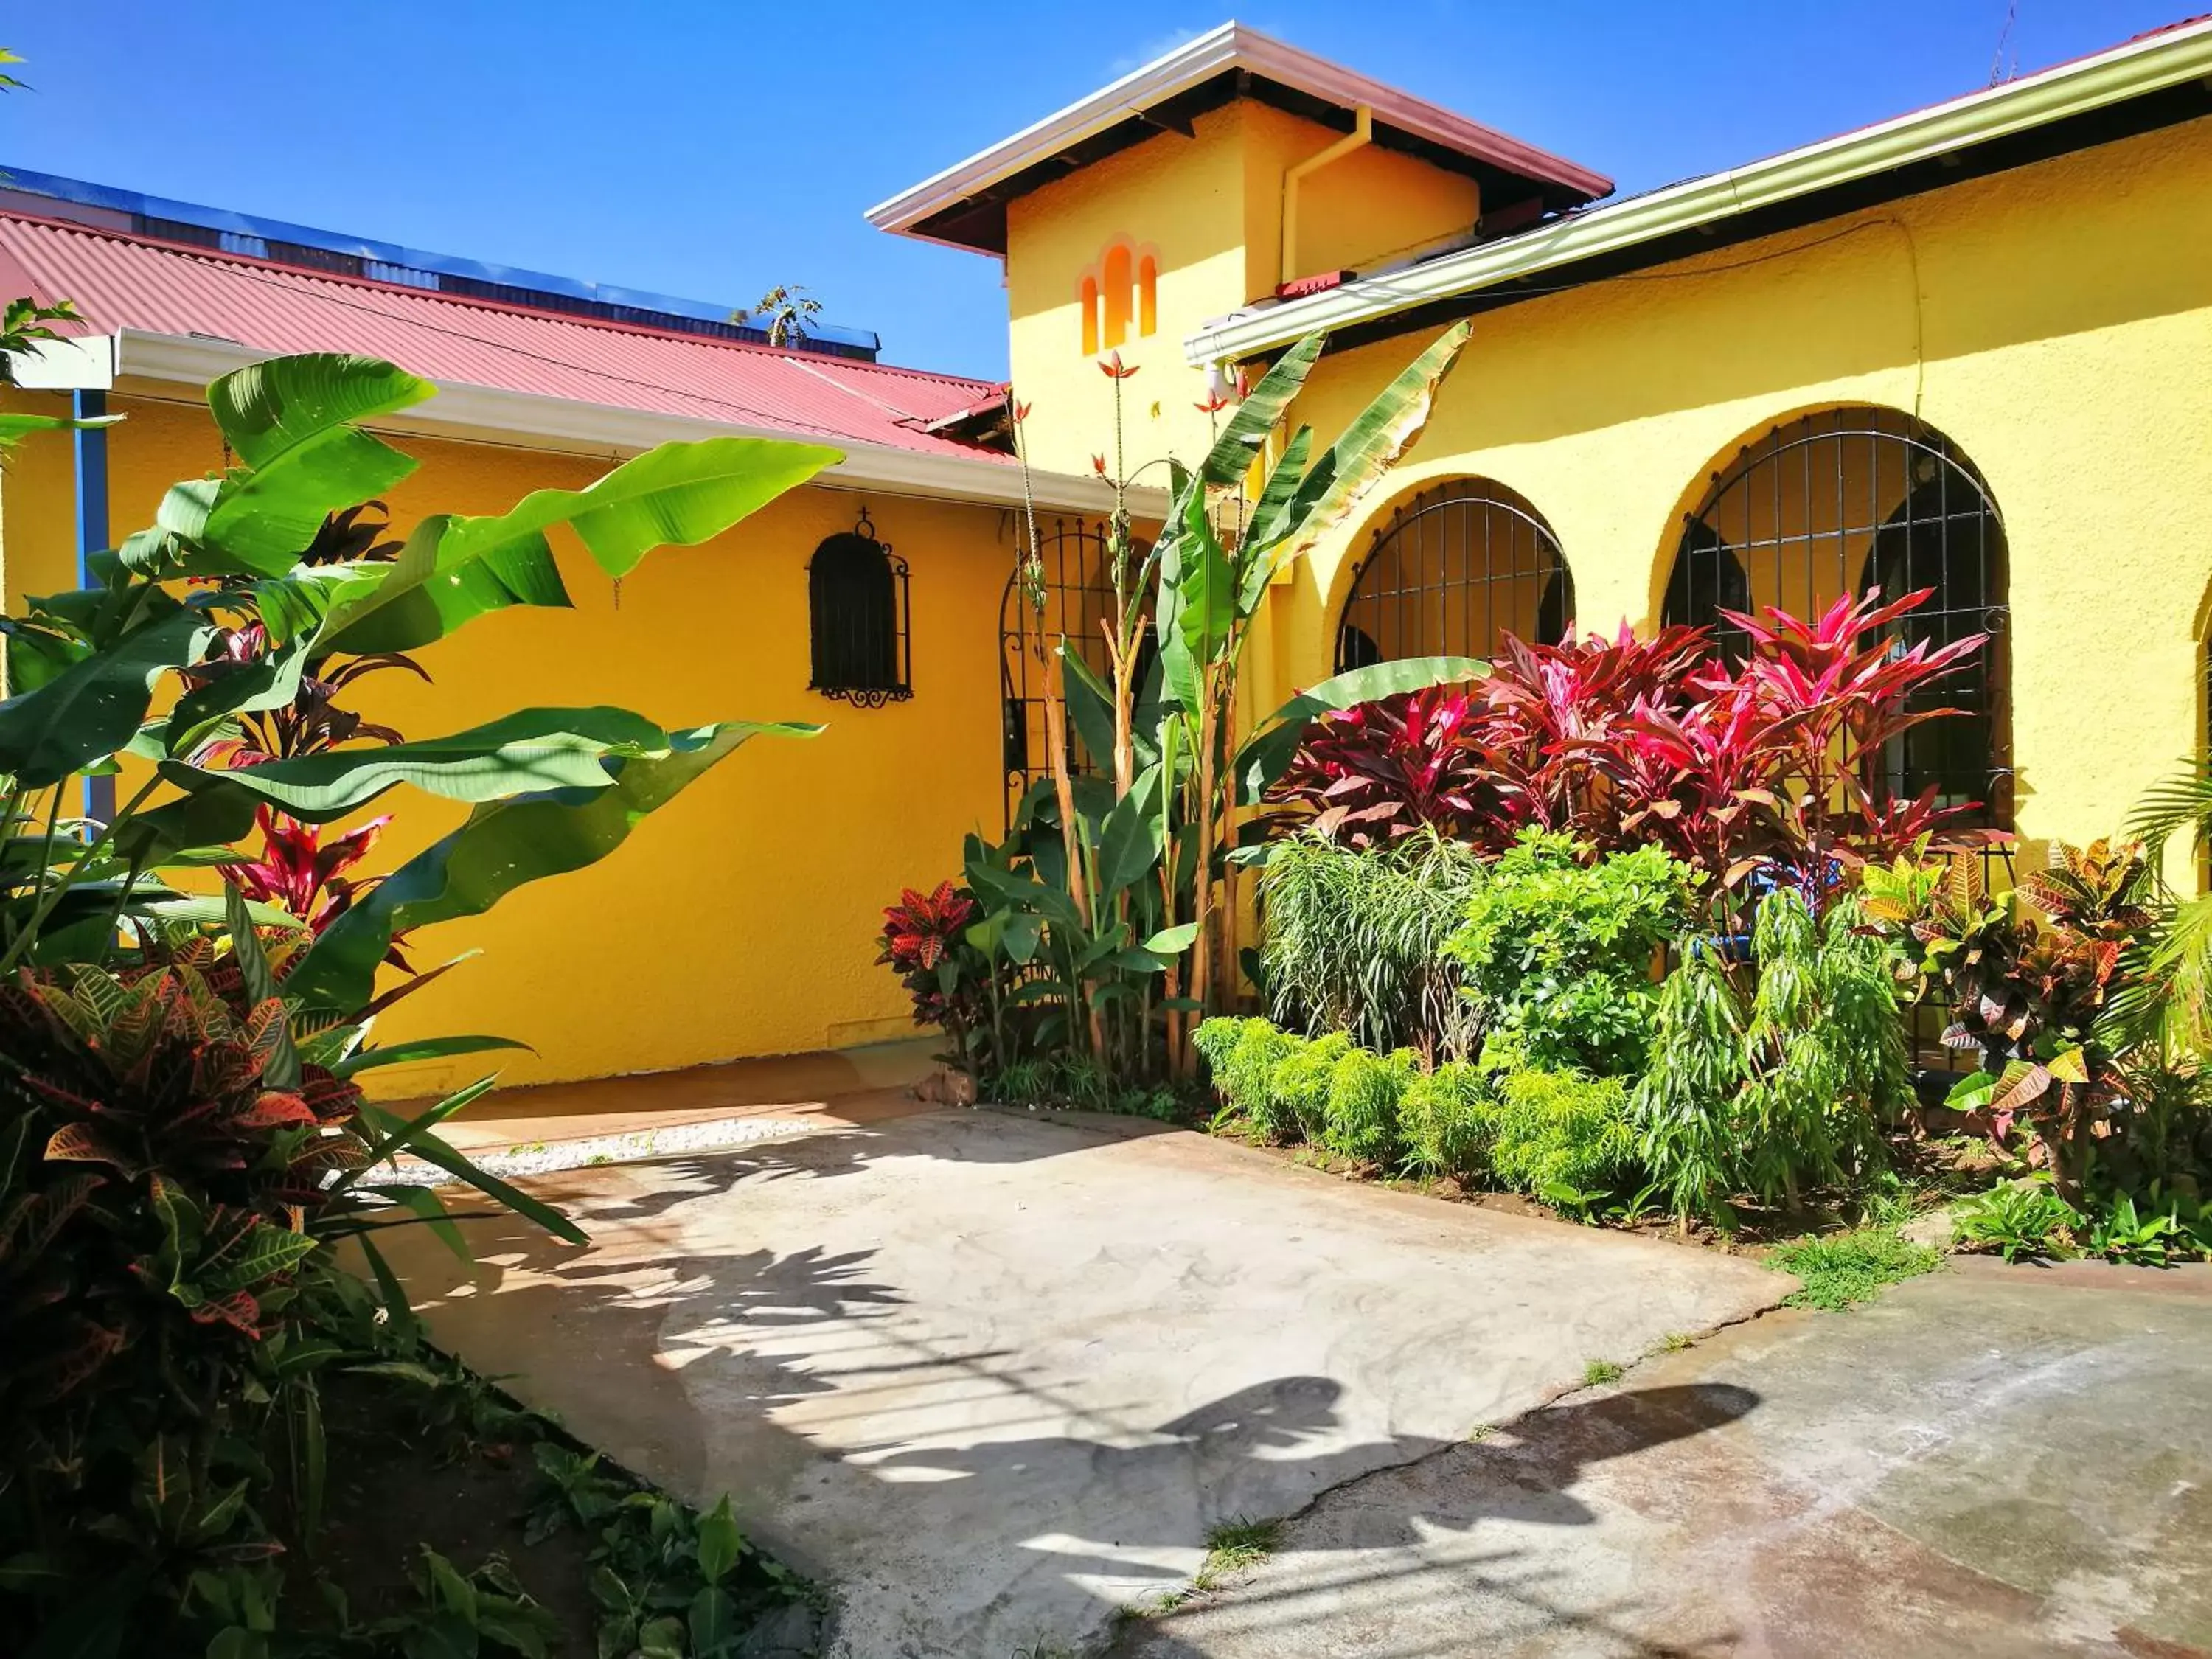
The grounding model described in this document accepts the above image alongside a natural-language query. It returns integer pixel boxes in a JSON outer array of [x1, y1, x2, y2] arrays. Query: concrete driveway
[[382, 1105, 1781, 1657], [1116, 1259, 2212, 1659]]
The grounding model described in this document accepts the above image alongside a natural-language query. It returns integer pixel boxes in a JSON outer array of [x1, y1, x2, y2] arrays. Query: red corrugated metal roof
[[0, 211, 1012, 462]]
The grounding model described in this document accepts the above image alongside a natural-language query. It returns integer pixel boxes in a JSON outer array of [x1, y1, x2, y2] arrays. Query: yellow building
[[7, 17, 2212, 1090]]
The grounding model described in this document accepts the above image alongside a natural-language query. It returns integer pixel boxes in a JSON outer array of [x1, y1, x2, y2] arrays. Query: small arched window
[[809, 509, 911, 706]]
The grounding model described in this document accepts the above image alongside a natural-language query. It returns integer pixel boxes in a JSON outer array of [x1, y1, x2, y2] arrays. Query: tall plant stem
[[1184, 679, 1222, 1077]]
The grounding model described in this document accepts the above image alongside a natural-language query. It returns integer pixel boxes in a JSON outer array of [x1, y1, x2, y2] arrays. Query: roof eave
[[865, 21, 1610, 251], [1181, 13, 2212, 366], [31, 330, 1143, 517]]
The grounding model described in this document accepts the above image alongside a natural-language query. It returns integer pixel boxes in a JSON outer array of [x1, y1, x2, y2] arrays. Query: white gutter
[[1183, 13, 2212, 366], [866, 21, 1610, 254], [20, 330, 1147, 518]]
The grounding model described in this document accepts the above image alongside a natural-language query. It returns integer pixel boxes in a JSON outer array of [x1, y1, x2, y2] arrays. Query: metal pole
[[72, 386, 116, 827]]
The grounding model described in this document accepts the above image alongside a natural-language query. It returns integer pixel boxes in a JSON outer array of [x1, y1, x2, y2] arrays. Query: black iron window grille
[[808, 508, 911, 706], [1335, 479, 1574, 672], [999, 518, 1154, 827], [1661, 408, 2012, 831]]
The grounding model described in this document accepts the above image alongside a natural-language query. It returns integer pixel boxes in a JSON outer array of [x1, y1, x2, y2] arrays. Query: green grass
[[1769, 1228, 1940, 1311], [1582, 1358, 1625, 1386], [1657, 1331, 1695, 1353], [1200, 1517, 1282, 1582]]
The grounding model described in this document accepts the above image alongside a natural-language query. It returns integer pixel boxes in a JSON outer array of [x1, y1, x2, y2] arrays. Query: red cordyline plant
[[1268, 588, 1992, 919], [877, 882, 986, 1037], [1259, 684, 1499, 849]]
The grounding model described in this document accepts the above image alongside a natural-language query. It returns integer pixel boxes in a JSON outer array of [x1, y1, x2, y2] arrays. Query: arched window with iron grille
[[808, 509, 911, 706], [1660, 408, 2011, 827], [1334, 479, 1573, 672], [999, 518, 1152, 827]]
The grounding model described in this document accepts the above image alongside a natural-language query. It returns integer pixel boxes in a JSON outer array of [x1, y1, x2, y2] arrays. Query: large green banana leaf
[[0, 607, 217, 787], [169, 355, 437, 577], [1195, 335, 1323, 487], [439, 436, 844, 580], [1245, 319, 1473, 566], [317, 437, 841, 655], [282, 720, 814, 1012], [116, 709, 753, 866]]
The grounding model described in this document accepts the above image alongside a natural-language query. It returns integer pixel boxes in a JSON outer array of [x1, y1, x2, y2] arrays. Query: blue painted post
[[72, 386, 116, 826]]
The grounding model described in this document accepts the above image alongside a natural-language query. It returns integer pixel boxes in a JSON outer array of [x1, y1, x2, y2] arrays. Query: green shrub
[[1488, 1070, 1638, 1200], [1195, 1017, 1304, 1139], [1259, 831, 1482, 1059], [1635, 891, 1905, 1225], [1951, 1178, 2081, 1262], [1269, 1032, 1353, 1143], [1399, 1062, 1495, 1181], [1445, 830, 1697, 1077], [1321, 1046, 1419, 1166]]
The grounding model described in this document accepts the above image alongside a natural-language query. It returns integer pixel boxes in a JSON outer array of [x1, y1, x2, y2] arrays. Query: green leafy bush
[[1445, 830, 1697, 1076], [1270, 1032, 1354, 1144], [1321, 1046, 1419, 1166], [1487, 1069, 1637, 1201], [0, 348, 831, 1653], [1399, 1062, 1494, 1181], [1636, 891, 1905, 1224], [1951, 1179, 2081, 1261], [1194, 1016, 1302, 1139], [1259, 831, 1481, 1059]]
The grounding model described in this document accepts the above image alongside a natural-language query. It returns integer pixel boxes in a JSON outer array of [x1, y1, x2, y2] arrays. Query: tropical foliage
[[897, 324, 1486, 1100], [1444, 831, 1699, 1077], [1267, 593, 1994, 923], [1635, 889, 1906, 1223], [1257, 830, 1481, 1060], [0, 347, 835, 1652]]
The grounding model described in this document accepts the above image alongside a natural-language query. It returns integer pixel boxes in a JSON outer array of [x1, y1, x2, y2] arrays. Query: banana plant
[[0, 350, 840, 1242], [986, 322, 1487, 1082]]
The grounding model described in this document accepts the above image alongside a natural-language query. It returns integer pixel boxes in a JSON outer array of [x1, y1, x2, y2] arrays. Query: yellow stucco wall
[[1006, 100, 1484, 479], [0, 395, 1025, 1097], [1255, 115, 2212, 865]]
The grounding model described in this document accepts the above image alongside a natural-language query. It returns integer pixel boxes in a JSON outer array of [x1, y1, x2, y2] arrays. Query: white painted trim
[[1182, 13, 2212, 364], [865, 21, 1610, 251], [11, 333, 116, 390], [80, 330, 1147, 516]]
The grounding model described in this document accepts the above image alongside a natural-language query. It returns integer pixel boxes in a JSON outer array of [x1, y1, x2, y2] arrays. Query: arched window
[[809, 510, 911, 706], [998, 520, 1154, 827], [1661, 408, 2011, 826], [1335, 479, 1573, 672], [1102, 244, 1133, 349]]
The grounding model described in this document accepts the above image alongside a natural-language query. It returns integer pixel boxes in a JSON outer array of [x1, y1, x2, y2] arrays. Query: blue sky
[[1, 2, 2187, 379]]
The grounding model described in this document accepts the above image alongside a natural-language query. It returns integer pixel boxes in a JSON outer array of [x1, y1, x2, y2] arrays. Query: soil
[[294, 1375, 603, 1644]]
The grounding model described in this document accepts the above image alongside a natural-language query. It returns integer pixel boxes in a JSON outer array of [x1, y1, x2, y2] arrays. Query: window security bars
[[1335, 479, 1573, 672]]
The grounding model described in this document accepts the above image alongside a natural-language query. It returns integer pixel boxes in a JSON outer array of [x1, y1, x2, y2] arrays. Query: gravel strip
[[356, 1114, 830, 1189]]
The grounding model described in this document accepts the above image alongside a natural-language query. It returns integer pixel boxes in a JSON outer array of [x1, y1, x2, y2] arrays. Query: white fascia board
[[866, 21, 1610, 243], [101, 330, 1147, 517], [10, 333, 117, 390], [1183, 14, 2212, 365]]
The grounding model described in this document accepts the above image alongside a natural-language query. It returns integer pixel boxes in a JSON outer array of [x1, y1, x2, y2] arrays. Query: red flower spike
[[1098, 351, 1139, 380], [1195, 392, 1234, 415], [1091, 454, 1109, 477]]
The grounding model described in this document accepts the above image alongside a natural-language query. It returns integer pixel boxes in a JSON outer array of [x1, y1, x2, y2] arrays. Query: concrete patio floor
[[1116, 1258, 2212, 1659], [378, 1101, 1783, 1657]]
